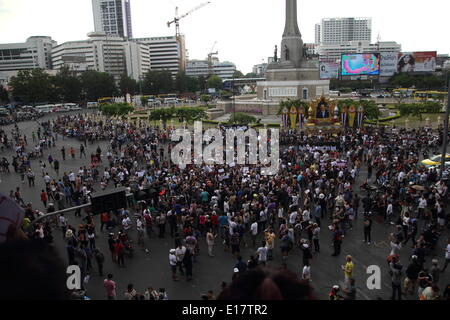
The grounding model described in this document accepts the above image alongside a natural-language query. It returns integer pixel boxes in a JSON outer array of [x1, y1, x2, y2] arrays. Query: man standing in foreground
[[104, 274, 116, 300]]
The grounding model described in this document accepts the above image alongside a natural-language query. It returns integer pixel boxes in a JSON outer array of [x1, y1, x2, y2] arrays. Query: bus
[[35, 105, 55, 114], [413, 91, 447, 101], [392, 88, 416, 98], [98, 97, 114, 105]]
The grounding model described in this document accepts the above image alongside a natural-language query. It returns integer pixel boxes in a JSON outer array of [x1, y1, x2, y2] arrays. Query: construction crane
[[207, 41, 218, 75], [167, 1, 211, 37]]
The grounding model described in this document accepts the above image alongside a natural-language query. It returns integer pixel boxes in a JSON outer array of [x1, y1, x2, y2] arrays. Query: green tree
[[198, 75, 207, 92], [233, 70, 244, 78], [0, 85, 9, 103], [149, 107, 177, 128], [9, 69, 54, 104], [53, 66, 82, 102], [119, 73, 137, 96], [143, 70, 173, 95], [140, 96, 149, 107], [187, 76, 200, 93], [175, 72, 189, 93], [245, 72, 258, 78], [175, 107, 207, 123], [200, 94, 211, 107], [228, 112, 257, 125], [207, 75, 223, 90], [80, 71, 117, 101]]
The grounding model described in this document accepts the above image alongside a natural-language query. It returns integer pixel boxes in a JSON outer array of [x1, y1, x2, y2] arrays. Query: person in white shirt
[[418, 196, 427, 218], [386, 202, 394, 224], [302, 263, 311, 281], [175, 244, 186, 275], [169, 249, 178, 281], [250, 221, 258, 247], [289, 211, 298, 226], [122, 216, 132, 232], [256, 241, 268, 266]]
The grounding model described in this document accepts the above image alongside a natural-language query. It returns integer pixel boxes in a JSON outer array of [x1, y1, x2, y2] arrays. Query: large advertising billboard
[[320, 62, 339, 79], [397, 51, 437, 73], [380, 52, 398, 77], [341, 53, 380, 76]]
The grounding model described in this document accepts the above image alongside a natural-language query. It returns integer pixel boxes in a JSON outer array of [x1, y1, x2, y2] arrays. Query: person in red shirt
[[211, 212, 219, 233], [40, 190, 48, 208], [114, 241, 125, 268], [100, 212, 109, 232]]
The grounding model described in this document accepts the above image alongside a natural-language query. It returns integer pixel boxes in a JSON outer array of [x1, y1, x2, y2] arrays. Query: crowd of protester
[[0, 112, 449, 300]]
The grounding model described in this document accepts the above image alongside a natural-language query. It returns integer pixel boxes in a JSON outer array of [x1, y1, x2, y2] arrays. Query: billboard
[[380, 52, 398, 77], [341, 53, 380, 76], [397, 52, 437, 73], [320, 62, 339, 79]]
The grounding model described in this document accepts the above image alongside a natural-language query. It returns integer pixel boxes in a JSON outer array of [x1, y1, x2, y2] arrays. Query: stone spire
[[281, 0, 304, 68], [283, 0, 301, 37]]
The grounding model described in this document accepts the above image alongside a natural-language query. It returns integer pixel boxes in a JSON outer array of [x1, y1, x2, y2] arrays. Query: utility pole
[[440, 74, 450, 178]]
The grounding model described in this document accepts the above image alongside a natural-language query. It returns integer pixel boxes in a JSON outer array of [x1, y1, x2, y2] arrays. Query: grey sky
[[0, 0, 448, 73]]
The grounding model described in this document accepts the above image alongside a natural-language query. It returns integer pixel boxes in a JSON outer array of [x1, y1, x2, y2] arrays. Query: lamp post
[[405, 119, 409, 129]]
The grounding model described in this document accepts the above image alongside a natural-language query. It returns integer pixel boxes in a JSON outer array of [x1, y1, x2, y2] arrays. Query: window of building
[[302, 88, 308, 100]]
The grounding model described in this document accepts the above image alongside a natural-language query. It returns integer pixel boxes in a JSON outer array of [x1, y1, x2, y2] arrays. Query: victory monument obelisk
[[257, 0, 329, 103]]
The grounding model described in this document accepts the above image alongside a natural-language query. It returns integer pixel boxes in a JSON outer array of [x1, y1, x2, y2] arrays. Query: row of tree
[[8, 67, 230, 105], [9, 68, 118, 105]]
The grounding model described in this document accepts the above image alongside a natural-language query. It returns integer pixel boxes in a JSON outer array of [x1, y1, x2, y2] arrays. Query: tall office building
[[317, 17, 371, 45], [133, 36, 186, 77], [0, 36, 56, 72], [52, 33, 150, 82], [92, 0, 133, 38]]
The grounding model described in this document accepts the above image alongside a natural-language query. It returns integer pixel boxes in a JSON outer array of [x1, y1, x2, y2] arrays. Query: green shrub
[[100, 103, 134, 116]]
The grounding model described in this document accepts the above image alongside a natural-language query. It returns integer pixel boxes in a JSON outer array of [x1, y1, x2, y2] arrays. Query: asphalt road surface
[[0, 111, 449, 300]]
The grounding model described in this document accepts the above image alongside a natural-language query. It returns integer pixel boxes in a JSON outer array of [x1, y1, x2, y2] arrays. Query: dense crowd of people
[[0, 112, 449, 300]]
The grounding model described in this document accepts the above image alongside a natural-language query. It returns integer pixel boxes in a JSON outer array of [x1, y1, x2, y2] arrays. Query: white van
[[35, 105, 54, 114]]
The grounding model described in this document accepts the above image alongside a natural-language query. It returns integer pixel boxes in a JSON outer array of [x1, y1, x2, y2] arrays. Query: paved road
[[0, 112, 449, 300]]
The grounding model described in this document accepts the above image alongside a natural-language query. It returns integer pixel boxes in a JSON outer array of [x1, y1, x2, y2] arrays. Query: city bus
[[98, 97, 114, 105], [413, 91, 447, 101], [35, 105, 55, 114]]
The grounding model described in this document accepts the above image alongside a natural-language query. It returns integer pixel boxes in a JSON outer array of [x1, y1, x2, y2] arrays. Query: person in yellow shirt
[[342, 255, 354, 283], [265, 228, 276, 260]]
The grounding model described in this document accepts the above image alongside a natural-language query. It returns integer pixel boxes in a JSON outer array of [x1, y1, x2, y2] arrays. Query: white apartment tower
[[318, 17, 372, 45], [92, 0, 133, 38], [52, 33, 150, 82], [315, 23, 321, 44]]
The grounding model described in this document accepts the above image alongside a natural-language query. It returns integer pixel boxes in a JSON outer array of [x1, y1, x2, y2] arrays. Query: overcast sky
[[1, 0, 449, 73]]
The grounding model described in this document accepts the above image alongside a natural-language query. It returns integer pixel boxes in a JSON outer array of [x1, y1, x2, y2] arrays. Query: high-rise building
[[318, 40, 401, 62], [0, 36, 56, 72], [52, 33, 150, 82], [317, 17, 372, 45], [133, 36, 186, 77], [315, 23, 321, 44], [186, 59, 236, 79], [92, 0, 133, 38]]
